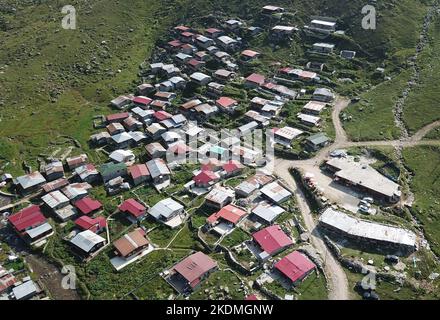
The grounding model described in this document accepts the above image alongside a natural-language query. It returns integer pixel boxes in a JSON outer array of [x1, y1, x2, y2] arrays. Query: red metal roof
[[193, 170, 219, 185], [207, 204, 247, 225], [8, 205, 46, 232], [253, 225, 293, 255], [169, 143, 192, 155], [119, 199, 146, 218], [241, 49, 260, 58], [173, 252, 217, 284], [132, 96, 152, 106], [74, 216, 107, 233], [245, 294, 259, 300], [154, 110, 173, 121], [274, 251, 315, 283], [129, 164, 150, 180], [106, 112, 129, 122], [206, 28, 222, 34], [74, 197, 103, 215], [246, 73, 266, 85], [0, 274, 17, 293], [168, 40, 183, 48], [216, 97, 237, 108], [174, 25, 190, 32], [222, 160, 244, 173]]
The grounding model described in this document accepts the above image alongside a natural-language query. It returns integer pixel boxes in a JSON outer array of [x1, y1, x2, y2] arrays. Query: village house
[[205, 186, 235, 209], [41, 190, 70, 213], [132, 96, 153, 108], [216, 35, 239, 52], [167, 39, 183, 52], [297, 113, 321, 127], [195, 35, 215, 49], [74, 196, 103, 216], [193, 170, 221, 188], [146, 158, 171, 189], [111, 228, 153, 271], [325, 157, 402, 203], [157, 80, 174, 93], [305, 132, 330, 151], [75, 215, 107, 234], [146, 123, 167, 140], [107, 122, 125, 136], [146, 142, 167, 159], [206, 204, 247, 236], [174, 25, 192, 34], [11, 280, 39, 300], [247, 26, 263, 37], [201, 158, 223, 172], [66, 154, 88, 171], [216, 96, 238, 114], [100, 162, 127, 183], [260, 181, 292, 204], [119, 198, 147, 223], [179, 31, 195, 43], [274, 251, 316, 287], [128, 131, 148, 145], [313, 88, 335, 102], [262, 5, 285, 15], [70, 230, 106, 258], [110, 132, 134, 149], [150, 62, 164, 74], [180, 43, 198, 55], [193, 103, 219, 121], [250, 96, 270, 110], [131, 107, 155, 124], [109, 149, 135, 164], [214, 69, 235, 83], [241, 49, 261, 62], [150, 99, 170, 111], [207, 82, 225, 97], [221, 160, 244, 178], [235, 174, 274, 198], [306, 61, 325, 72], [128, 164, 150, 186], [274, 126, 304, 147], [318, 207, 417, 253], [111, 95, 133, 109], [123, 116, 143, 132], [252, 225, 293, 261], [161, 114, 187, 129], [302, 100, 327, 115], [251, 201, 285, 225], [154, 91, 177, 102], [180, 99, 202, 114], [187, 58, 205, 71], [8, 205, 53, 245], [238, 121, 259, 136], [340, 50, 356, 60], [224, 19, 243, 31], [244, 110, 270, 127], [42, 161, 64, 181], [149, 198, 185, 228], [313, 42, 335, 54], [271, 25, 298, 39], [306, 19, 336, 34], [245, 73, 266, 89], [190, 72, 212, 86], [137, 83, 155, 96], [213, 50, 231, 62], [195, 50, 209, 61], [90, 131, 111, 146], [166, 252, 218, 294], [105, 176, 130, 195], [232, 145, 262, 164], [161, 131, 182, 147], [14, 172, 46, 195], [62, 183, 91, 202], [106, 112, 130, 124], [205, 27, 223, 38], [42, 178, 69, 194]]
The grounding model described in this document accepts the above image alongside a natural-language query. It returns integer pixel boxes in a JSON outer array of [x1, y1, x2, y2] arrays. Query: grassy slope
[[342, 0, 430, 141], [342, 70, 411, 141], [0, 0, 187, 175], [403, 16, 440, 133], [403, 146, 440, 256]]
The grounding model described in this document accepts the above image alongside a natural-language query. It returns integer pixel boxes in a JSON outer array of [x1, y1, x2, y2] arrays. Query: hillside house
[[149, 198, 185, 228]]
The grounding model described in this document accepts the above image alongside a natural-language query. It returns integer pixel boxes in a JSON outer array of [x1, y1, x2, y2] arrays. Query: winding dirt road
[[274, 96, 440, 300]]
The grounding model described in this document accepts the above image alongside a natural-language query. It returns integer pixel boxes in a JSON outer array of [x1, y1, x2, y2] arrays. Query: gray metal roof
[[70, 230, 106, 253], [146, 159, 170, 179], [12, 281, 37, 300], [15, 172, 46, 189], [149, 198, 183, 219]]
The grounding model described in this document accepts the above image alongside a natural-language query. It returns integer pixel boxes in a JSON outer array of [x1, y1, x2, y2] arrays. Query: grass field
[[402, 146, 440, 256], [342, 70, 411, 141], [403, 17, 440, 134]]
